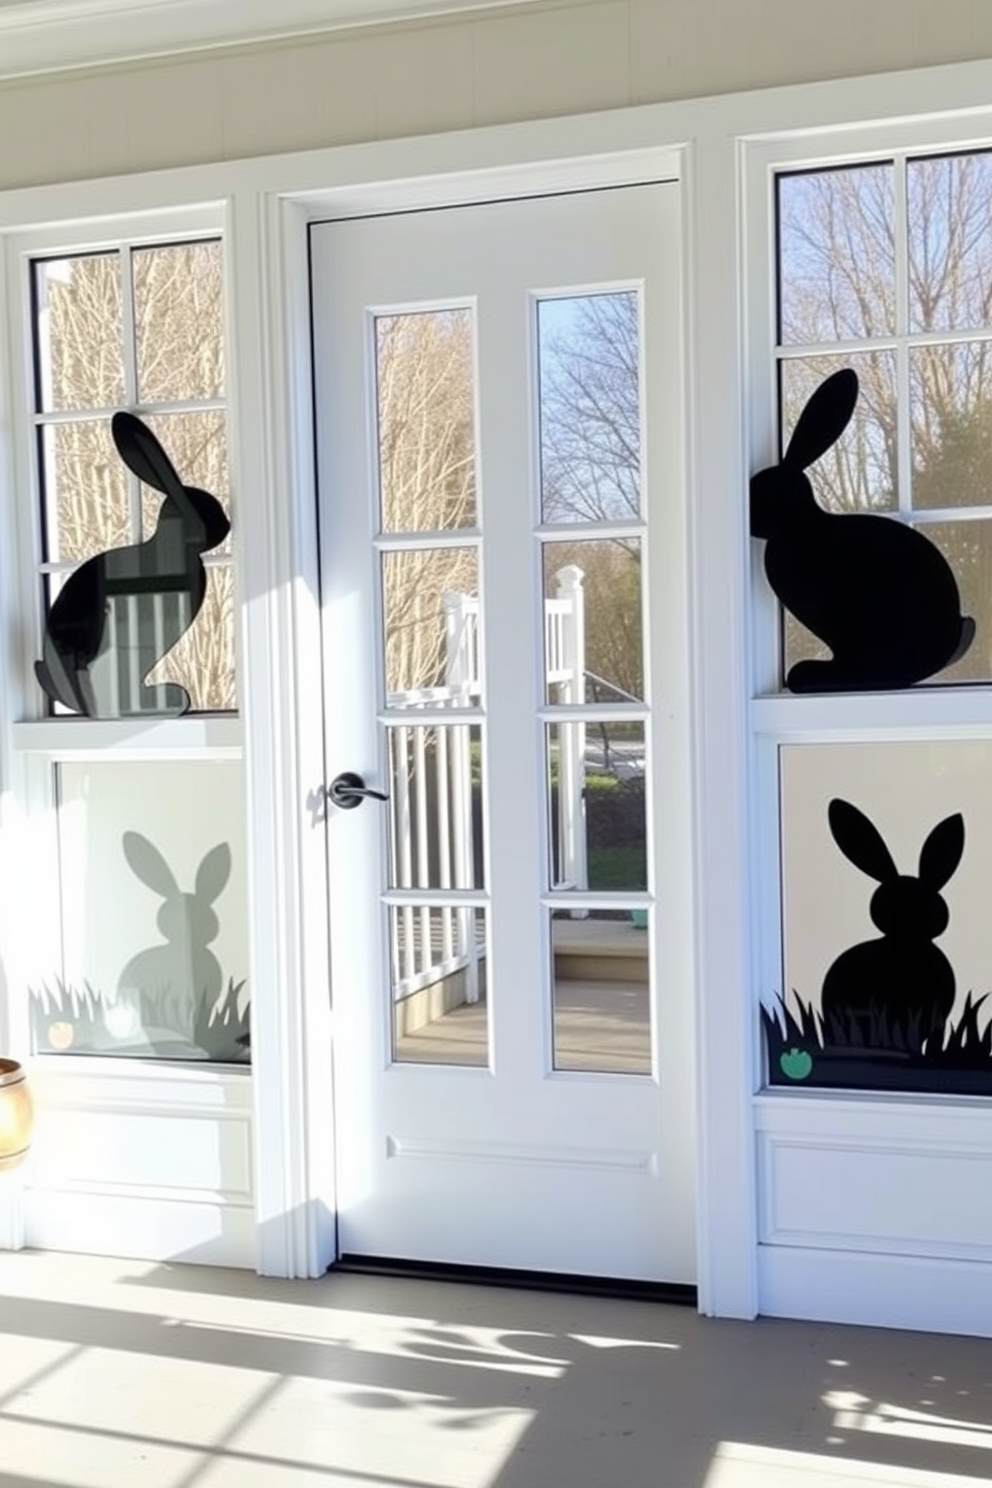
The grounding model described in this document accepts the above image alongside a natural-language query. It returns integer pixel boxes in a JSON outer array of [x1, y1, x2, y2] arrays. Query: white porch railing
[[388, 567, 587, 1002]]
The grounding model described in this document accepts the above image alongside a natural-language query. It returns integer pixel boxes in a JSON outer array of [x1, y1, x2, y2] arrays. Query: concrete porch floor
[[1, 1251, 991, 1488]]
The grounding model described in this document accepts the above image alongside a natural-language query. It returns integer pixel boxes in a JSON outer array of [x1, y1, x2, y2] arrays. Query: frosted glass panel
[[34, 760, 249, 1062]]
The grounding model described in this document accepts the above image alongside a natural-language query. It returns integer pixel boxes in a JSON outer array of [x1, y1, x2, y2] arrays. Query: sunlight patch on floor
[[704, 1441, 992, 1488]]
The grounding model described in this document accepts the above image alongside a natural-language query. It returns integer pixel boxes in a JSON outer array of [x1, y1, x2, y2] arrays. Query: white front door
[[311, 183, 695, 1283]]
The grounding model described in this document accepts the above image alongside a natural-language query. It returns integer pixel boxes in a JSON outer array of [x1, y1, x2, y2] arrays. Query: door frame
[[249, 131, 755, 1303]]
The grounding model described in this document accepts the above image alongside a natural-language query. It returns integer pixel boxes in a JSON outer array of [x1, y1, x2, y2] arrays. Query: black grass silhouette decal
[[751, 368, 975, 692], [762, 797, 992, 1094], [35, 412, 230, 718]]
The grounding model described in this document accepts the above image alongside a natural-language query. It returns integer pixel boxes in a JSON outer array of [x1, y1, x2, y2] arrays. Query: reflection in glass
[[547, 723, 646, 894], [387, 724, 484, 892], [392, 906, 487, 1066], [376, 309, 477, 533], [919, 520, 992, 683], [34, 254, 125, 413], [41, 419, 130, 563], [543, 539, 642, 705], [781, 352, 898, 513], [537, 292, 641, 524], [36, 760, 250, 1062], [911, 344, 992, 509], [134, 241, 225, 403], [551, 909, 651, 1074], [144, 563, 237, 712], [777, 166, 895, 344], [908, 154, 992, 334], [382, 548, 480, 703]]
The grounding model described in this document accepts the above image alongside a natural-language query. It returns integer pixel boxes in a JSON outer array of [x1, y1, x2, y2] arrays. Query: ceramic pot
[[0, 1059, 33, 1172]]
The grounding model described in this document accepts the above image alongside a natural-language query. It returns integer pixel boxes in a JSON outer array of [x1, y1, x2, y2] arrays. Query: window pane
[[543, 539, 642, 705], [376, 309, 477, 533], [551, 909, 651, 1074], [40, 418, 132, 563], [777, 166, 896, 345], [538, 291, 641, 524], [911, 343, 992, 509], [143, 563, 237, 712], [547, 722, 646, 894], [391, 906, 487, 1066], [773, 740, 992, 1094], [908, 153, 992, 334], [35, 760, 249, 1062], [382, 547, 480, 702], [34, 254, 125, 413], [919, 519, 992, 683], [387, 723, 484, 892], [134, 241, 225, 403], [143, 410, 231, 552], [781, 351, 898, 512]]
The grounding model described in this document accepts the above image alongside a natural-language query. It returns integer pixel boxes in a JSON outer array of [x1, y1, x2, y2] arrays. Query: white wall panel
[[6, 1, 992, 192]]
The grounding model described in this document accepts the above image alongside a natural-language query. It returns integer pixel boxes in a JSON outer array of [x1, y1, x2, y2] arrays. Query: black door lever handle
[[327, 771, 389, 810]]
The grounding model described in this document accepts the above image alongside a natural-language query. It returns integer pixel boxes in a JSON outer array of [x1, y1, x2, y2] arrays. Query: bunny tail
[[947, 616, 976, 668]]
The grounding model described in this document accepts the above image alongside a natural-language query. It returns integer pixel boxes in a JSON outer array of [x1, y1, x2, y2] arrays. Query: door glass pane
[[375, 309, 477, 532], [134, 241, 225, 403], [777, 165, 896, 344], [391, 906, 487, 1066], [387, 723, 484, 891], [551, 909, 651, 1074], [382, 547, 480, 703], [547, 722, 646, 893], [908, 153, 992, 334], [537, 291, 641, 524], [543, 538, 643, 705], [910, 343, 992, 509], [780, 351, 898, 512], [34, 254, 125, 412], [35, 760, 250, 1062]]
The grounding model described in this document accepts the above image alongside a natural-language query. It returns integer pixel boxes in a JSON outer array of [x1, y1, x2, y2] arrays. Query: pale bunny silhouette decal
[[117, 832, 232, 1026], [35, 412, 230, 718], [751, 369, 975, 691], [820, 798, 964, 1054]]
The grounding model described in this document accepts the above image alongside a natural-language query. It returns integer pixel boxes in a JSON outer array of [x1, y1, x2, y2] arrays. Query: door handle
[[327, 771, 389, 810]]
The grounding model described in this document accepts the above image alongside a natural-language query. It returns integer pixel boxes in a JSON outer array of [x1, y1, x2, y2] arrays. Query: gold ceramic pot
[[0, 1059, 33, 1172]]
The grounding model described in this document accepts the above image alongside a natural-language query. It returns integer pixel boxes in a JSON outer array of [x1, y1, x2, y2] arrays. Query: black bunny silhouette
[[820, 798, 964, 1053], [751, 369, 975, 691], [35, 412, 230, 718]]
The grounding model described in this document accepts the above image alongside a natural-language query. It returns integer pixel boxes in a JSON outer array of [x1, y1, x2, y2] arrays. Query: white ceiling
[[0, 0, 543, 80]]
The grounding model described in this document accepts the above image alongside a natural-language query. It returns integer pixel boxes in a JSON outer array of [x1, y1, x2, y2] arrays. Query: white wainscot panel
[[756, 1095, 992, 1259], [755, 1094, 992, 1335], [20, 1061, 254, 1268]]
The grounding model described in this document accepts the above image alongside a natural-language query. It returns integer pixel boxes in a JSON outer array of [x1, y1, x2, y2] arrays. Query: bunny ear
[[918, 813, 965, 890], [196, 842, 232, 904], [784, 368, 859, 471], [828, 798, 898, 882], [112, 412, 184, 499], [123, 831, 180, 898]]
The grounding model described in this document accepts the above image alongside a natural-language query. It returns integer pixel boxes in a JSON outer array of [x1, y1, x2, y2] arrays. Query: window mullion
[[120, 243, 142, 541], [893, 151, 913, 516]]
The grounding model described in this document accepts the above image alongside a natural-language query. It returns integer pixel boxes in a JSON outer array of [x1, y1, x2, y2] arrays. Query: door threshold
[[330, 1254, 697, 1306]]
